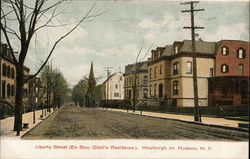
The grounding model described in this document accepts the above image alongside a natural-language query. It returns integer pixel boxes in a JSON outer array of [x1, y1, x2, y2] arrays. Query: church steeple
[[88, 62, 96, 85]]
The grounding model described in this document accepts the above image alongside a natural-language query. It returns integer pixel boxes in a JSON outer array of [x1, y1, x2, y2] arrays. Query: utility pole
[[181, 1, 204, 122]]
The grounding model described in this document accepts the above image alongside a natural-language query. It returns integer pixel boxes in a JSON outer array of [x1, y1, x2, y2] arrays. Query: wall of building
[[215, 41, 249, 77], [1, 58, 16, 105], [102, 72, 124, 101], [169, 56, 214, 107]]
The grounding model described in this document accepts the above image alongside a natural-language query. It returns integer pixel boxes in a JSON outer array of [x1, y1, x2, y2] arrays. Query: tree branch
[[26, 2, 98, 82]]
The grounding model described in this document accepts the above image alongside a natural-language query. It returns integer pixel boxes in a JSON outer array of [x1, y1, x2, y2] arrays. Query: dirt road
[[23, 106, 249, 141]]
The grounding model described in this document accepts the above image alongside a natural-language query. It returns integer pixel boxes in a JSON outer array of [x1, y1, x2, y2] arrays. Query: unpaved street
[[23, 106, 249, 141]]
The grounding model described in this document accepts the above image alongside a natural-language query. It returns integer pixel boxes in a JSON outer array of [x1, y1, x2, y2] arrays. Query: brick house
[[208, 40, 249, 106]]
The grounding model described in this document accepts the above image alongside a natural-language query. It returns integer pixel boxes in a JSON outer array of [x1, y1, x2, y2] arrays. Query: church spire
[[88, 62, 96, 85]]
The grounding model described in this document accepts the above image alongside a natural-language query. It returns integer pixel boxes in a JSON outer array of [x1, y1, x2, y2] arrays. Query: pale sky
[[2, 0, 249, 88]]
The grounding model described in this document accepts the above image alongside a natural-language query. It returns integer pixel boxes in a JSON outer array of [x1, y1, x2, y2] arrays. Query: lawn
[[22, 106, 249, 141]]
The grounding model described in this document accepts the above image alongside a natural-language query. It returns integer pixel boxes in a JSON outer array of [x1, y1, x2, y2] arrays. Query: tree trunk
[[14, 65, 24, 136]]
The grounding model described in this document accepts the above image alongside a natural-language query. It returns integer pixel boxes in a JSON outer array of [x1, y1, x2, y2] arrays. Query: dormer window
[[174, 46, 178, 54], [237, 48, 245, 59], [221, 46, 229, 55]]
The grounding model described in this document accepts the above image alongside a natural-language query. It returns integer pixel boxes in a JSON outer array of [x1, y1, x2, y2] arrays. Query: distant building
[[29, 77, 46, 111], [102, 72, 124, 107], [124, 61, 148, 106], [208, 40, 249, 106]]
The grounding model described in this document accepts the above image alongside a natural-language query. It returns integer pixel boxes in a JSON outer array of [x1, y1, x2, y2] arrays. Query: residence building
[[148, 40, 216, 108], [0, 43, 31, 118], [208, 40, 249, 106], [124, 61, 148, 106], [102, 72, 124, 107]]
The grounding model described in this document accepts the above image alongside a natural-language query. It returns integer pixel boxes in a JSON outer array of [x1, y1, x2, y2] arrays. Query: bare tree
[[132, 40, 152, 112], [0, 0, 104, 136]]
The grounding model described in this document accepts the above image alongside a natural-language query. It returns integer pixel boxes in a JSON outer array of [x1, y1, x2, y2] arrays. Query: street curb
[[21, 109, 58, 138], [104, 109, 249, 133]]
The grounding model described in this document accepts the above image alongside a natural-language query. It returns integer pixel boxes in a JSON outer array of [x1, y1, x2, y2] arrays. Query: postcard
[[0, 0, 249, 159]]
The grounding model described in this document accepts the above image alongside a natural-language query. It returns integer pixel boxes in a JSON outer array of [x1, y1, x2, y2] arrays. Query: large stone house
[[148, 40, 216, 108], [0, 43, 30, 117]]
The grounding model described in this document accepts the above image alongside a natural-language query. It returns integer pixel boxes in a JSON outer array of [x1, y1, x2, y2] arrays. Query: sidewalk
[[106, 108, 248, 130], [0, 109, 54, 139]]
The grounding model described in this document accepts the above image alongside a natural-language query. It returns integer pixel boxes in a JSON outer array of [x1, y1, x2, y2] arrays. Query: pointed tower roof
[[88, 62, 96, 85]]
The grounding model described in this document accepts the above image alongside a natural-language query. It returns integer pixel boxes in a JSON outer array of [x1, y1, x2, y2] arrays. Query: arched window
[[7, 84, 10, 97], [2, 64, 6, 76], [186, 61, 192, 74], [7, 66, 10, 78], [11, 67, 15, 79], [221, 64, 229, 73], [237, 48, 246, 59], [173, 81, 179, 95], [221, 46, 229, 55]]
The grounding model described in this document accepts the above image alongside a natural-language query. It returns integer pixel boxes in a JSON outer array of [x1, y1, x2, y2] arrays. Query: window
[[115, 84, 118, 89], [11, 85, 15, 96], [11, 68, 15, 79], [154, 84, 157, 96], [209, 68, 214, 77], [143, 76, 148, 84], [237, 48, 245, 59], [136, 76, 139, 85], [154, 67, 157, 78], [221, 46, 229, 55], [186, 61, 192, 74], [2, 82, 6, 98], [149, 85, 152, 96], [174, 46, 178, 54], [7, 66, 10, 78], [160, 65, 163, 74], [128, 90, 132, 99], [158, 84, 163, 97], [173, 81, 179, 95], [143, 89, 148, 99], [114, 93, 119, 97], [173, 62, 179, 75], [2, 64, 6, 76], [238, 64, 243, 75], [221, 64, 229, 73], [7, 84, 10, 97], [149, 68, 152, 79]]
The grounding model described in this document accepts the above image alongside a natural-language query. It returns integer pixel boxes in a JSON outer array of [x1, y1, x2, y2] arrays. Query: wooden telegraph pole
[[181, 1, 204, 122]]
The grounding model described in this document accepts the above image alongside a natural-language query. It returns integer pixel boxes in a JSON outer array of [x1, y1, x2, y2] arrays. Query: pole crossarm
[[180, 1, 199, 5], [181, 9, 205, 12], [183, 26, 205, 29]]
